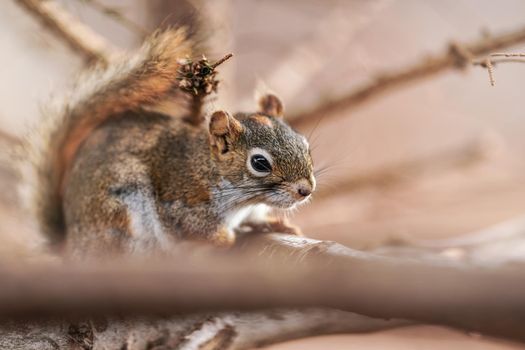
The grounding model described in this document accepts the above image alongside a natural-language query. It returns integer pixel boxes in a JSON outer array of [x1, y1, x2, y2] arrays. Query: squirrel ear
[[258, 94, 284, 118], [209, 111, 243, 154], [209, 110, 242, 136]]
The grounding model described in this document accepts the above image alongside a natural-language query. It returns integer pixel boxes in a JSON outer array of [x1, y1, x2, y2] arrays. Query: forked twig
[[473, 52, 525, 86]]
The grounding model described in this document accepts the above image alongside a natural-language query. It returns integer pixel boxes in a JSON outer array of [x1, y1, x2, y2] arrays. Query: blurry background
[[1, 0, 525, 349]]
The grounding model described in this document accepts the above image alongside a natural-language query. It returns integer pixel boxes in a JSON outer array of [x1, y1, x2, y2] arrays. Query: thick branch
[[14, 0, 118, 64], [0, 309, 409, 350], [0, 234, 524, 342], [289, 25, 525, 128]]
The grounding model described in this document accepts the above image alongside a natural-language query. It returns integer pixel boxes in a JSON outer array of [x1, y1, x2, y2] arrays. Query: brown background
[[1, 0, 525, 348]]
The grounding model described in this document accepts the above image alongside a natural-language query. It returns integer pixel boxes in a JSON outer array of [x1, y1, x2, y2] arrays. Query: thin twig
[[472, 52, 525, 86], [491, 52, 525, 57], [289, 25, 525, 128], [485, 58, 495, 86], [211, 53, 234, 69], [478, 57, 525, 64], [14, 0, 118, 65]]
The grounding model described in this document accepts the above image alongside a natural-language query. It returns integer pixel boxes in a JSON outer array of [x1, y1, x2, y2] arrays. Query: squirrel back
[[21, 29, 194, 244]]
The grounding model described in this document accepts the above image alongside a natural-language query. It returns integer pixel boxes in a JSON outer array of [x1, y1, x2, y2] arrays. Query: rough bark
[[0, 309, 409, 350]]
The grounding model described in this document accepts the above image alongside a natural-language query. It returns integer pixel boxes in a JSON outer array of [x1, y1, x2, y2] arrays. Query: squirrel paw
[[239, 219, 303, 236], [210, 227, 236, 248]]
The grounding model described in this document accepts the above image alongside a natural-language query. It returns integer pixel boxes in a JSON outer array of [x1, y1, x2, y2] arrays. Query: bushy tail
[[21, 29, 194, 245]]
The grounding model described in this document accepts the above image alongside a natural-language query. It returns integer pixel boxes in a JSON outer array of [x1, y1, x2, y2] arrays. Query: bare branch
[[177, 309, 408, 350], [0, 233, 523, 342], [77, 0, 149, 37], [472, 52, 525, 86], [14, 0, 118, 65], [289, 25, 525, 128], [0, 129, 20, 147], [0, 309, 409, 350], [485, 57, 496, 86], [491, 52, 525, 57]]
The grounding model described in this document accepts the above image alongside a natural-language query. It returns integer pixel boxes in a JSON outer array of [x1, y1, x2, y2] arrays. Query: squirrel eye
[[250, 155, 272, 173], [247, 148, 273, 177]]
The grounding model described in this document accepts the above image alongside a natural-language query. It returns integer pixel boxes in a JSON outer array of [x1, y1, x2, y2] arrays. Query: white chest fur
[[224, 204, 271, 231]]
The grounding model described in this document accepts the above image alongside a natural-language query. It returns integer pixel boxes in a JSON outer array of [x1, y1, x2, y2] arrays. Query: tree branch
[[289, 25, 525, 128], [472, 52, 525, 86], [0, 233, 524, 343], [0, 309, 409, 350], [78, 0, 149, 37], [14, 0, 118, 65]]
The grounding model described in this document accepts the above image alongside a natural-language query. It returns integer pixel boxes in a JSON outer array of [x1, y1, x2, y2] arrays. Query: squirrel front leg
[[237, 206, 303, 236], [266, 217, 303, 236], [239, 217, 303, 236]]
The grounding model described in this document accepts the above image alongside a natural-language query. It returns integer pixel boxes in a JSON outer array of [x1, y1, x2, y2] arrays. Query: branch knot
[[448, 42, 474, 69]]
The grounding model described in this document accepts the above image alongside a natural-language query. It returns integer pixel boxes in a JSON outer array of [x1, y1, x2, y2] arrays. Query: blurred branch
[[315, 138, 488, 200], [289, 25, 525, 128], [0, 129, 20, 147], [0, 233, 524, 342], [77, 0, 149, 37], [14, 0, 118, 65]]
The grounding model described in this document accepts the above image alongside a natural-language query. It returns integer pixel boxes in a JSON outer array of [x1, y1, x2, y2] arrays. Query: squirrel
[[21, 28, 316, 257]]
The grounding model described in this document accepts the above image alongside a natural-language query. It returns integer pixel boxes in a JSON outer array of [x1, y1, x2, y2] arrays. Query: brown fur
[[23, 29, 193, 245], [250, 114, 274, 127], [258, 94, 284, 118], [25, 30, 315, 256], [60, 104, 314, 256]]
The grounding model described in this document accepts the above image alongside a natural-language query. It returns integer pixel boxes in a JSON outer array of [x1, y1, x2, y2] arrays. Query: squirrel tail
[[21, 28, 194, 245]]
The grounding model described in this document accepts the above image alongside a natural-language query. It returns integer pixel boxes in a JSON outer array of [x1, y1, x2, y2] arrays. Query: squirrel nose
[[297, 186, 311, 198], [292, 178, 314, 201]]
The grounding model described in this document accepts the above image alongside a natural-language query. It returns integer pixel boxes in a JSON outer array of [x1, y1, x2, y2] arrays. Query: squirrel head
[[209, 94, 315, 210]]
